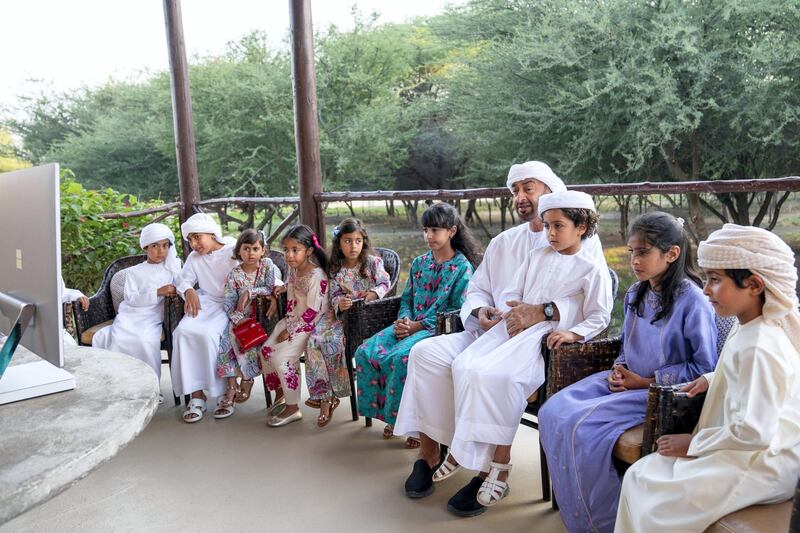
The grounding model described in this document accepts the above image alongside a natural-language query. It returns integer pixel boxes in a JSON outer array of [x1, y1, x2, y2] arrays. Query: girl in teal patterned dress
[[355, 203, 481, 446], [305, 218, 392, 427]]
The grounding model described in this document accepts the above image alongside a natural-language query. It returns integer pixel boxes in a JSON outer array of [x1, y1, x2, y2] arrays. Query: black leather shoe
[[447, 476, 487, 517], [405, 459, 435, 498]]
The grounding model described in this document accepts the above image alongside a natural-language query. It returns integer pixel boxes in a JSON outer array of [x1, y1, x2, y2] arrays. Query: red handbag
[[233, 318, 268, 351]]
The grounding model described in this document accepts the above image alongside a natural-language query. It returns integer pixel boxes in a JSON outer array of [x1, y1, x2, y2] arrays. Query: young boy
[[172, 213, 239, 423], [92, 223, 181, 399], [615, 224, 800, 532]]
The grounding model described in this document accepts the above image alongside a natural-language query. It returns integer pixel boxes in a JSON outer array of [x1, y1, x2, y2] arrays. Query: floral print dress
[[217, 257, 278, 380], [305, 255, 391, 401], [355, 251, 473, 426], [260, 266, 328, 405]]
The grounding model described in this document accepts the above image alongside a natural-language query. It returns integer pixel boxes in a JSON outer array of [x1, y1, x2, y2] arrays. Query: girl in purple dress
[[538, 212, 719, 533]]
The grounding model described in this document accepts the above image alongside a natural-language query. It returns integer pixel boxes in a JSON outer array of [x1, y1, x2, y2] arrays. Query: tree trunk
[[402, 200, 419, 227], [464, 199, 477, 224], [344, 200, 356, 218]]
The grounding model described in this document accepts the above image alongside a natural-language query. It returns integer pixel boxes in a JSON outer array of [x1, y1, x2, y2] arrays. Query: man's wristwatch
[[543, 302, 555, 321]]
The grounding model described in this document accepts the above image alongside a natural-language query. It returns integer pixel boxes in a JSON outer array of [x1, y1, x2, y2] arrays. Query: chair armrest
[[640, 383, 707, 456], [255, 293, 287, 335], [435, 311, 464, 336], [343, 296, 402, 357], [542, 336, 622, 400], [164, 295, 185, 335], [72, 292, 115, 345]]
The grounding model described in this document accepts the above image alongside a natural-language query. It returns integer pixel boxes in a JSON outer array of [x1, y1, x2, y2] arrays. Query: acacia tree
[[438, 0, 800, 238]]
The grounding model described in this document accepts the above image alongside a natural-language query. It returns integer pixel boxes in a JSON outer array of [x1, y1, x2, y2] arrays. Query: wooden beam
[[289, 0, 325, 244], [163, 0, 200, 224]]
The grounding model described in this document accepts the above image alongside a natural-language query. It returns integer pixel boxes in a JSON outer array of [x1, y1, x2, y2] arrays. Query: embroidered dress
[[260, 266, 328, 405], [355, 251, 473, 426], [538, 280, 718, 533], [217, 257, 278, 380], [305, 255, 391, 400]]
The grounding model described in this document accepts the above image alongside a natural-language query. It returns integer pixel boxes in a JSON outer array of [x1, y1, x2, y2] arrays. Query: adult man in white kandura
[[394, 160, 609, 516]]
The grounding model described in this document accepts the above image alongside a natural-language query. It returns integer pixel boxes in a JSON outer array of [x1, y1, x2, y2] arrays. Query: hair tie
[[311, 233, 321, 249], [332, 226, 341, 238], [676, 217, 685, 228]]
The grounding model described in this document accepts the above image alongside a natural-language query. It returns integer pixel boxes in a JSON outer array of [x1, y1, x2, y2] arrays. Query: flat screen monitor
[[0, 163, 73, 403]]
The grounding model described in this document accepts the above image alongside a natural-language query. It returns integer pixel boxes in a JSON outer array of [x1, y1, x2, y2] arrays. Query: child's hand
[[273, 285, 286, 297], [478, 306, 503, 331], [236, 290, 251, 313], [394, 317, 421, 339], [546, 330, 583, 349], [339, 297, 353, 312], [680, 376, 709, 398], [656, 434, 694, 458], [609, 364, 654, 390], [364, 291, 379, 302], [77, 296, 90, 311], [607, 366, 627, 392], [157, 284, 177, 297], [266, 296, 278, 319], [277, 330, 289, 343], [184, 289, 201, 317]]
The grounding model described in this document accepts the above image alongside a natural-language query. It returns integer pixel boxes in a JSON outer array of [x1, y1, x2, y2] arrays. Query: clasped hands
[[394, 317, 422, 339], [479, 301, 580, 349]]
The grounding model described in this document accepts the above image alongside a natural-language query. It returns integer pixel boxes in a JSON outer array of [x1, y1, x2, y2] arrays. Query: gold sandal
[[317, 397, 340, 427], [234, 378, 254, 403]]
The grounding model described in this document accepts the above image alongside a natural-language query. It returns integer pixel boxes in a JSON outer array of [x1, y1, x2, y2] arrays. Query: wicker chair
[[72, 254, 179, 405], [164, 250, 287, 408], [641, 387, 798, 533], [336, 248, 402, 421]]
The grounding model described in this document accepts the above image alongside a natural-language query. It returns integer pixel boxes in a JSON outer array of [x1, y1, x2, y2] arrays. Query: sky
[[0, 0, 462, 112]]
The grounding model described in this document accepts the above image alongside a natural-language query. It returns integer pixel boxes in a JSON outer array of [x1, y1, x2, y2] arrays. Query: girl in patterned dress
[[355, 203, 481, 447], [214, 229, 280, 419], [305, 218, 392, 427], [261, 225, 329, 427]]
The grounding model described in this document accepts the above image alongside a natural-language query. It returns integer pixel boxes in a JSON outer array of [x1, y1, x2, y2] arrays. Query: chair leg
[[263, 373, 272, 409], [365, 416, 372, 427], [540, 441, 552, 502], [440, 444, 448, 464], [344, 353, 358, 421], [164, 344, 180, 406]]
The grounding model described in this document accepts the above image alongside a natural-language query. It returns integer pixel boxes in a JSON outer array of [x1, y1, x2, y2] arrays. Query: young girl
[[213, 229, 279, 419], [355, 203, 479, 447], [615, 224, 800, 533], [92, 223, 181, 397], [305, 218, 391, 427], [261, 225, 329, 427], [538, 211, 718, 533], [173, 213, 238, 423]]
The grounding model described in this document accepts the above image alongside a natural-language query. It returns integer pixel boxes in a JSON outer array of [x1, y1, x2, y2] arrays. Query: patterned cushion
[[110, 270, 128, 313]]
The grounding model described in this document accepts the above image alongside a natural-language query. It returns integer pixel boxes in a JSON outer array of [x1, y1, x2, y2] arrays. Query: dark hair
[[724, 268, 766, 303], [420, 203, 482, 267], [232, 228, 267, 260], [544, 207, 599, 240], [328, 218, 373, 278], [627, 211, 702, 323], [281, 224, 328, 272]]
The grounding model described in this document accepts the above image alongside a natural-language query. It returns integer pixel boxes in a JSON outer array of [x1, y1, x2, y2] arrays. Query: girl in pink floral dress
[[261, 225, 329, 427]]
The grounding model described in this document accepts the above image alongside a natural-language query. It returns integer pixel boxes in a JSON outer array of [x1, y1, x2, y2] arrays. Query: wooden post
[[289, 0, 325, 244], [163, 0, 200, 225]]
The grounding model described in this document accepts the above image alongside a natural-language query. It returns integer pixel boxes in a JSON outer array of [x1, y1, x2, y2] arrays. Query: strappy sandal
[[182, 397, 206, 424], [383, 424, 394, 439], [234, 378, 254, 403], [477, 462, 512, 507], [317, 397, 340, 427], [213, 397, 235, 419], [405, 437, 421, 449], [305, 398, 322, 408], [433, 454, 462, 482]]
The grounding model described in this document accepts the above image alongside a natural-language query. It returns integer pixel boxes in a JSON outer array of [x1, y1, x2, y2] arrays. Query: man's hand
[[546, 330, 583, 349], [183, 288, 201, 317], [680, 376, 709, 398], [503, 301, 544, 337], [656, 434, 694, 458], [608, 364, 654, 390], [157, 284, 177, 297], [236, 289, 251, 313], [478, 306, 502, 331], [394, 317, 421, 339], [77, 296, 90, 311]]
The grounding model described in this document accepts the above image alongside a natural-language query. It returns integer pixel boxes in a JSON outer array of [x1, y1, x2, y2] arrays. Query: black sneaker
[[447, 476, 487, 517], [405, 459, 435, 498]]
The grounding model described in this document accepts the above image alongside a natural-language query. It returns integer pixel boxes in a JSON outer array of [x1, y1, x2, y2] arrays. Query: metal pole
[[289, 0, 325, 244], [163, 0, 200, 225]]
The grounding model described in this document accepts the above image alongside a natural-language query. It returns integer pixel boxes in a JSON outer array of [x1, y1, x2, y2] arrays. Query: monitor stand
[[0, 294, 75, 405]]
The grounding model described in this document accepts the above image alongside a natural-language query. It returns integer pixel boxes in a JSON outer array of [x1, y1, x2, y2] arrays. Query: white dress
[[171, 244, 238, 398], [394, 224, 607, 445], [92, 261, 176, 378], [615, 316, 800, 533], [450, 245, 612, 471]]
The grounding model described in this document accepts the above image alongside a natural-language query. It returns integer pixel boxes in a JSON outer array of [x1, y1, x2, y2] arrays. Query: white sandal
[[213, 397, 235, 419], [433, 455, 462, 483], [182, 398, 207, 424], [477, 462, 512, 507]]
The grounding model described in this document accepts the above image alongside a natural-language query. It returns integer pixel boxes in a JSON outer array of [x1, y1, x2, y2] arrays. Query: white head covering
[[139, 223, 182, 275], [180, 212, 234, 245], [698, 224, 800, 352], [538, 190, 596, 217], [507, 161, 567, 194]]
